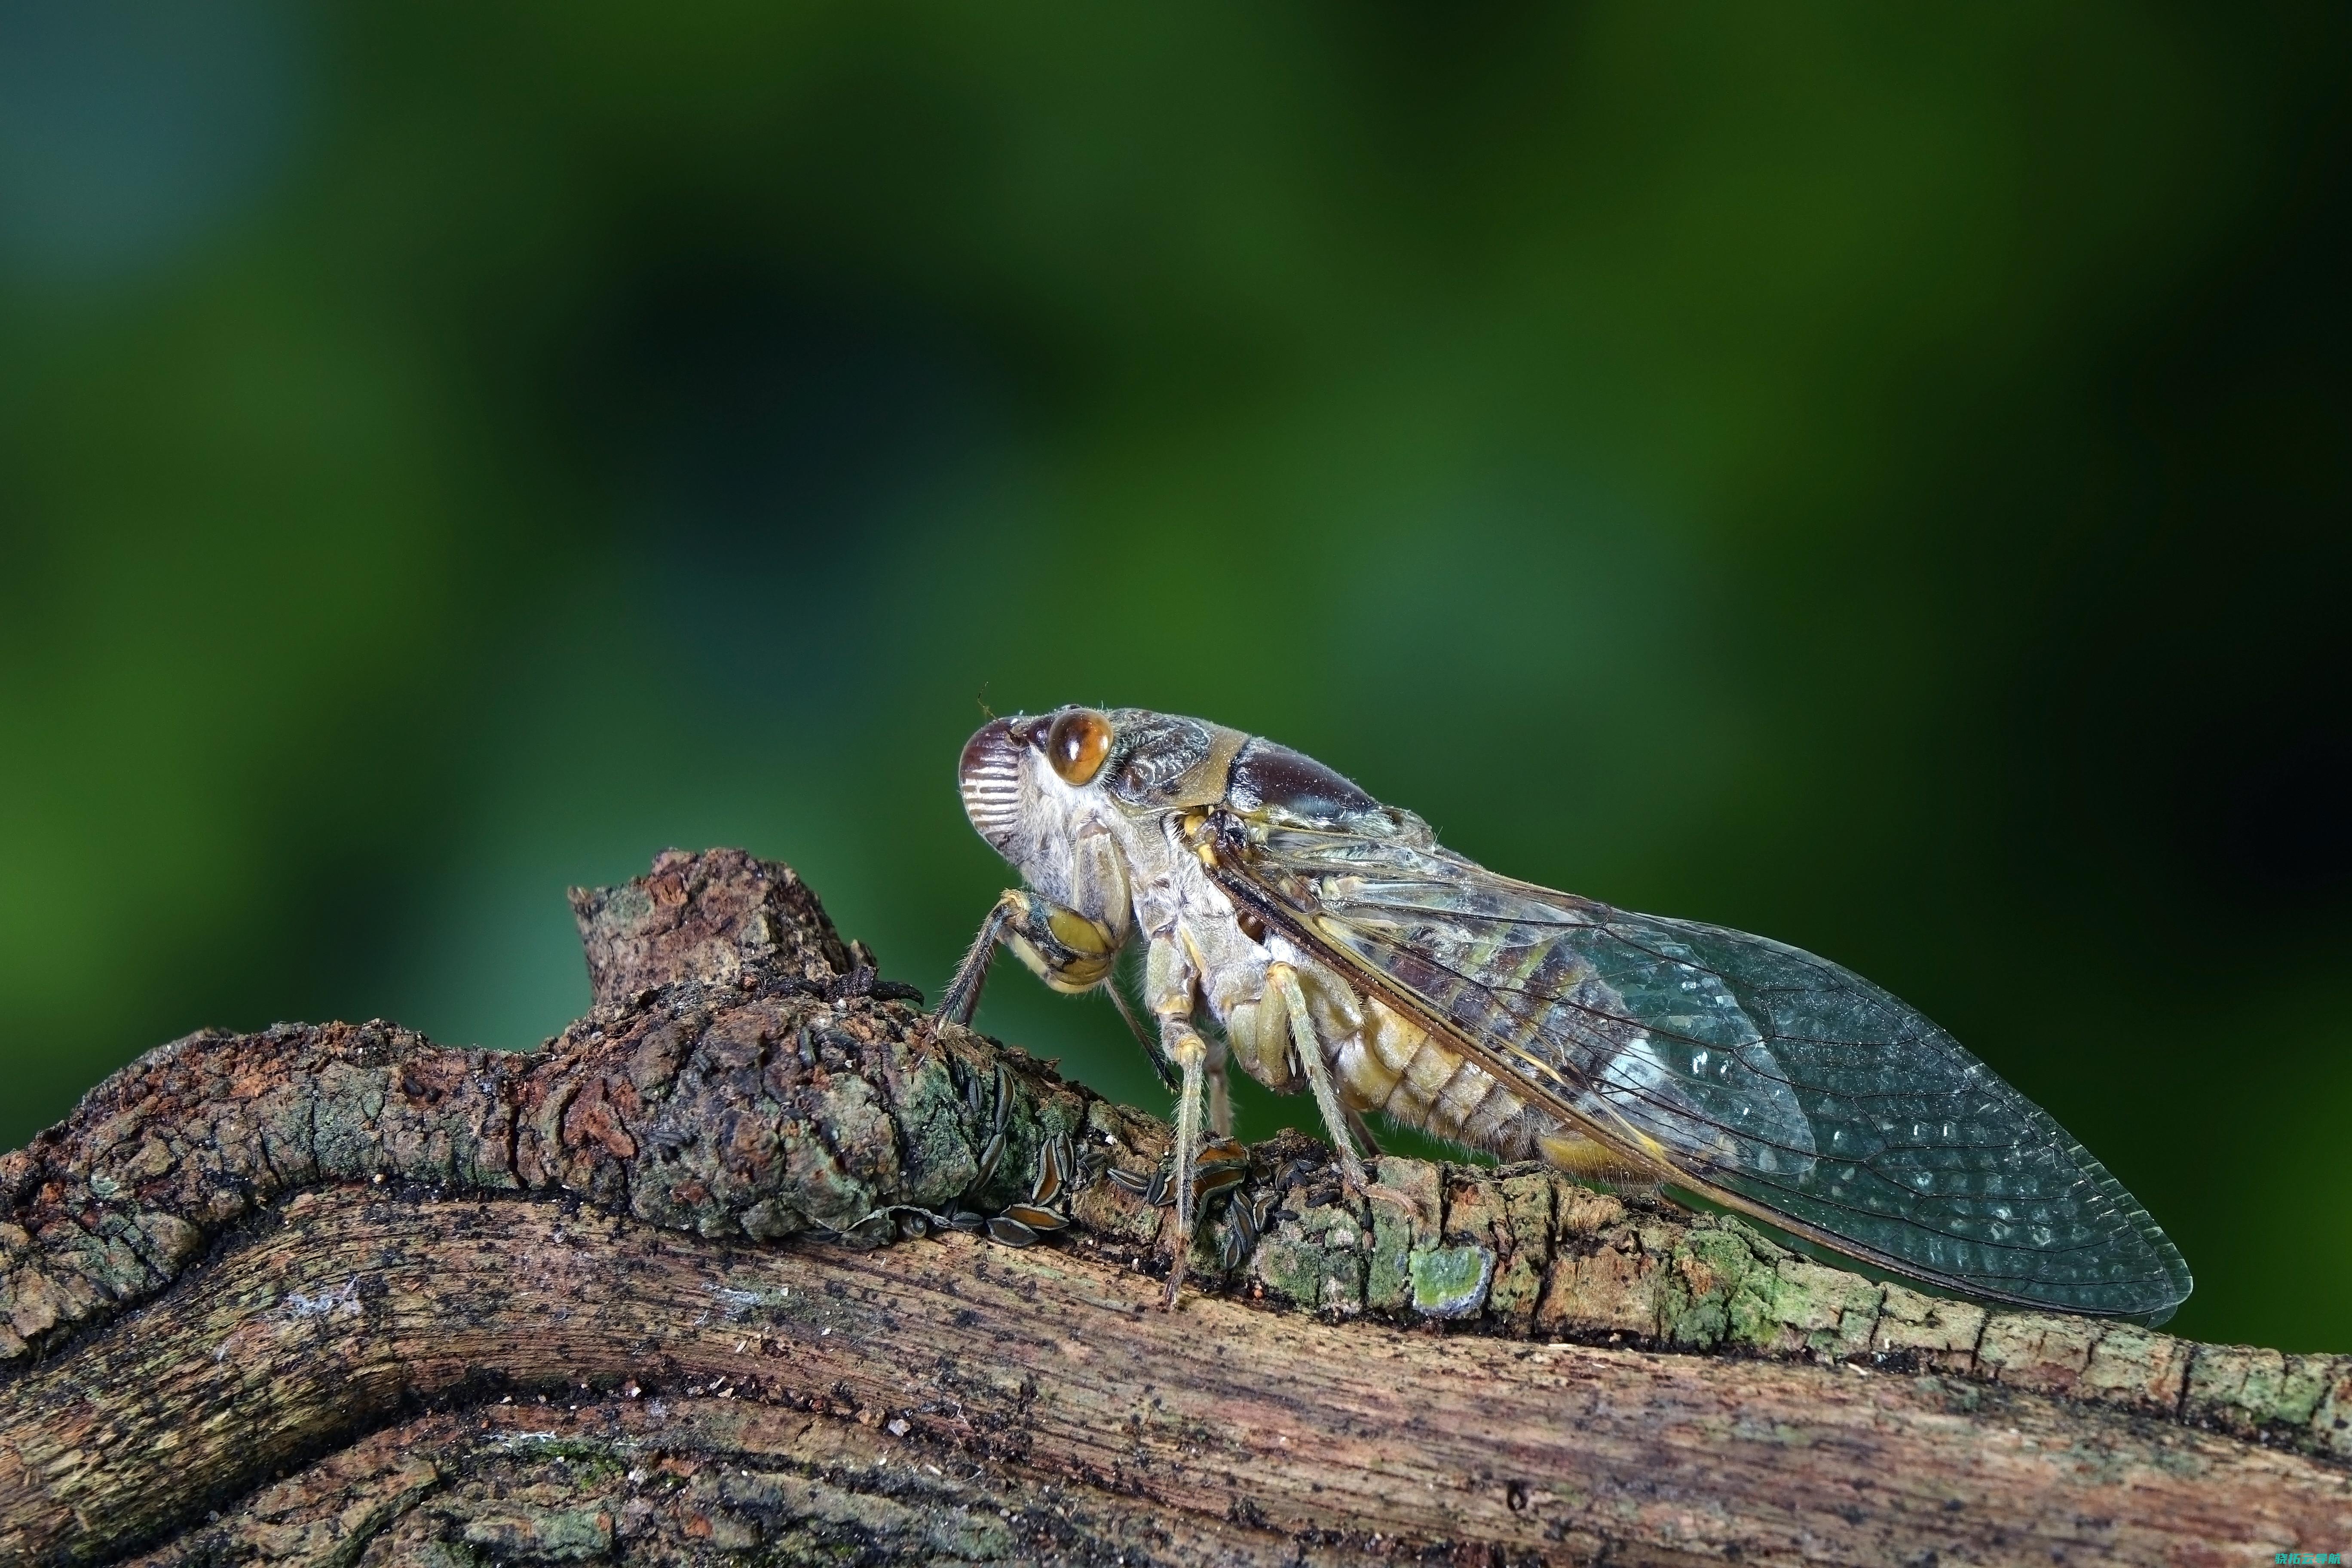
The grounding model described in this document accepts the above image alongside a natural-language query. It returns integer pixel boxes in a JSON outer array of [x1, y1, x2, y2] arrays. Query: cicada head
[[957, 707, 1109, 906], [959, 707, 1222, 894], [961, 705, 1395, 903]]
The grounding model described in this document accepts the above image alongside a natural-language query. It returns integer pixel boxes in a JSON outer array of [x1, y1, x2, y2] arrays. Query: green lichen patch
[[1250, 1186, 1369, 1315], [1410, 1244, 1496, 1318], [880, 1041, 985, 1208], [1374, 1157, 1443, 1248], [1657, 1222, 1773, 1351], [1366, 1194, 1416, 1314], [1757, 1256, 1883, 1360], [460, 1502, 616, 1560], [1362, 1156, 1443, 1314], [2185, 1345, 2349, 1439]]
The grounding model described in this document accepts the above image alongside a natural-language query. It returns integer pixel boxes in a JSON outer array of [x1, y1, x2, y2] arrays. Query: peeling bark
[[2, 848, 2346, 1566]]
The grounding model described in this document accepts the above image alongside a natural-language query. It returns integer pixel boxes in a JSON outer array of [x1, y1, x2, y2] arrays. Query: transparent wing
[[1220, 816, 2191, 1320]]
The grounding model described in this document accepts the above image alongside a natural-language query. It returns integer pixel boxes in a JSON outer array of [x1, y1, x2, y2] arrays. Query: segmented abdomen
[[1326, 989, 1550, 1161]]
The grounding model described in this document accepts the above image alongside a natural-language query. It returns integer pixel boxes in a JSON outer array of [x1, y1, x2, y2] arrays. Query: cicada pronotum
[[941, 707, 2190, 1321]]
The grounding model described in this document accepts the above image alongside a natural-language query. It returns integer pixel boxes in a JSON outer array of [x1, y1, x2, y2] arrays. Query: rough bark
[[1, 848, 2346, 1567]]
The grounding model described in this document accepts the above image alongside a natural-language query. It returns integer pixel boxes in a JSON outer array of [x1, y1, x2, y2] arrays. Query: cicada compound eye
[[1046, 708, 1112, 786]]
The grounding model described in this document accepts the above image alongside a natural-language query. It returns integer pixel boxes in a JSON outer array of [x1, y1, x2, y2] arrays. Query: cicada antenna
[[974, 684, 996, 721]]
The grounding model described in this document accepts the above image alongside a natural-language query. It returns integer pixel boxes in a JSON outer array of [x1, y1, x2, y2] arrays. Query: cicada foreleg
[[937, 890, 1122, 1027]]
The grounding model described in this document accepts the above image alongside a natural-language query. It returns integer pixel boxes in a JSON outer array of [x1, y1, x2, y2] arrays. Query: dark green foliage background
[[2, 4, 2345, 1350]]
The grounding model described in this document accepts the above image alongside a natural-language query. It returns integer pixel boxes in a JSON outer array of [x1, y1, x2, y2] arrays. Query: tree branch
[[2, 849, 2346, 1565]]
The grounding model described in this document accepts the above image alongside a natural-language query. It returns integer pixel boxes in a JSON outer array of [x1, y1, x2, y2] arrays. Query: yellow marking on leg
[[1047, 906, 1114, 956]]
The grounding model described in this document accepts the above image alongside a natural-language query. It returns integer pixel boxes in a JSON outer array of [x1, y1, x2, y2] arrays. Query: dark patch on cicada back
[[1227, 737, 1375, 821]]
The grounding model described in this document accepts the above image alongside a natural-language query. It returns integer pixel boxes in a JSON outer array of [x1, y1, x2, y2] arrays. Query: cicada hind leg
[[1265, 962, 1372, 1194]]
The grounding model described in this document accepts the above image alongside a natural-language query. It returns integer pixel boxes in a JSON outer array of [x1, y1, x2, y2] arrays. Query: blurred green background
[[2, 3, 2346, 1351]]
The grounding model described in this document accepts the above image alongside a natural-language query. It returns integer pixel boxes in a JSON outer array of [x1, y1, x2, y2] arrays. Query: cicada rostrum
[[941, 707, 2191, 1321]]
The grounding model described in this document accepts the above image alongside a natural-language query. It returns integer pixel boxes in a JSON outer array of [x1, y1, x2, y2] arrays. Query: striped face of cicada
[[957, 707, 1132, 918], [958, 706, 1255, 907]]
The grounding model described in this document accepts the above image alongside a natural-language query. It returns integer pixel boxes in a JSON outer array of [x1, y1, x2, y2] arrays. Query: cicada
[[942, 707, 2191, 1321]]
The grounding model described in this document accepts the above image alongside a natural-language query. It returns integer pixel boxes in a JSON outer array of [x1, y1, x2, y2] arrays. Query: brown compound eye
[[1046, 708, 1112, 785]]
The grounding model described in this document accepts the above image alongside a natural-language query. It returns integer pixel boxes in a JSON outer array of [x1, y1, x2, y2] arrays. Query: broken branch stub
[[569, 845, 858, 1008], [0, 848, 2345, 1567]]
